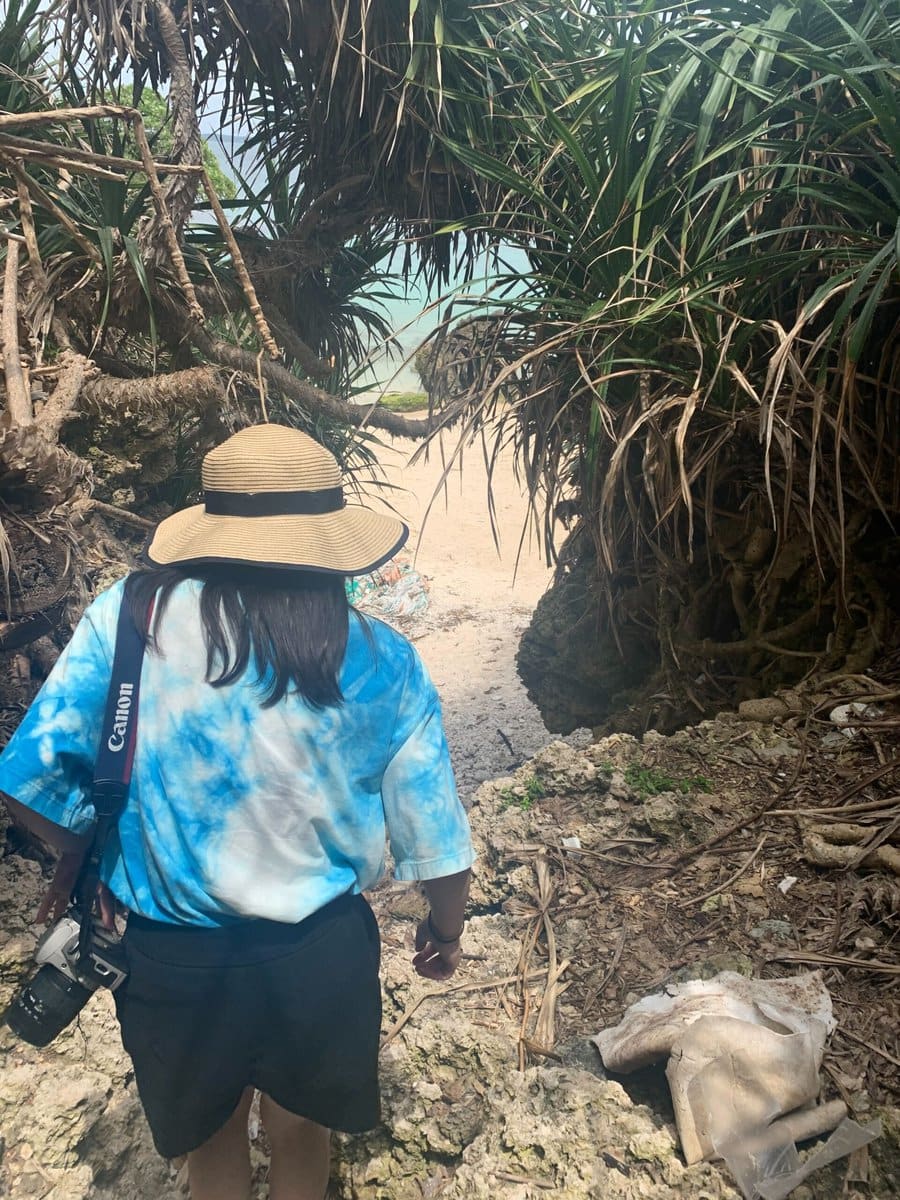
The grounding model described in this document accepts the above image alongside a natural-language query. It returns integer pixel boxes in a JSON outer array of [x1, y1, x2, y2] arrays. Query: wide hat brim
[[145, 503, 409, 576]]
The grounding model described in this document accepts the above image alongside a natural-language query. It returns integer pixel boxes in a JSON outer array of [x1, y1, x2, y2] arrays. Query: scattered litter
[[561, 836, 582, 851], [346, 559, 429, 623], [728, 1114, 881, 1200], [829, 702, 882, 738], [777, 876, 798, 895], [592, 971, 880, 1198]]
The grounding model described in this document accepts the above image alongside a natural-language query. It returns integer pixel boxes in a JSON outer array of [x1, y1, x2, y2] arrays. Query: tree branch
[[264, 300, 332, 377], [2, 241, 32, 426], [2, 159, 101, 263], [12, 164, 49, 294], [0, 130, 203, 177], [82, 499, 154, 530], [40, 352, 92, 437], [129, 113, 204, 321], [200, 168, 279, 358], [81, 364, 226, 415], [192, 329, 430, 439], [149, 0, 202, 237]]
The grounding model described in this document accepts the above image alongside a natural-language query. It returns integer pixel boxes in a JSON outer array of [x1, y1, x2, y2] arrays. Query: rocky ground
[[2, 708, 899, 1199], [1, 433, 899, 1197]]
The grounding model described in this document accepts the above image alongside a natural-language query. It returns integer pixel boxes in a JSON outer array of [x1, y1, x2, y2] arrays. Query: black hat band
[[203, 487, 344, 517]]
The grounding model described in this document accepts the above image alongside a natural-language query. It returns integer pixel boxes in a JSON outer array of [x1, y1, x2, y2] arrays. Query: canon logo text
[[107, 683, 135, 752]]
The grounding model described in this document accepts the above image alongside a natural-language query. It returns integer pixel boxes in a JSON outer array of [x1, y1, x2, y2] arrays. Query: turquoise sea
[[358, 248, 530, 397], [200, 113, 529, 397]]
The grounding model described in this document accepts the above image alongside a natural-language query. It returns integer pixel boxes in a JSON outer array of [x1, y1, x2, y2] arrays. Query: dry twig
[[836, 1027, 900, 1069], [676, 836, 767, 908], [381, 968, 550, 1049], [83, 499, 155, 531], [769, 950, 900, 975], [494, 1172, 556, 1190]]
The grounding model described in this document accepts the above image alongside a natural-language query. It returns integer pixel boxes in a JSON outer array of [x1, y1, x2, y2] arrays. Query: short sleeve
[[381, 648, 475, 881], [0, 590, 117, 835]]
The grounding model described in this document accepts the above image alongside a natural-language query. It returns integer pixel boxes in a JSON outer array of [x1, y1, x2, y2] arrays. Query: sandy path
[[365, 430, 573, 797]]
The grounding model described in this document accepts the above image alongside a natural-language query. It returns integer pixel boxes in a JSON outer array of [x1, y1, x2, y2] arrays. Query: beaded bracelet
[[427, 911, 464, 945]]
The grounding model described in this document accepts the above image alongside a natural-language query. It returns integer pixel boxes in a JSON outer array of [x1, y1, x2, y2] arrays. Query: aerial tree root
[[801, 822, 900, 875]]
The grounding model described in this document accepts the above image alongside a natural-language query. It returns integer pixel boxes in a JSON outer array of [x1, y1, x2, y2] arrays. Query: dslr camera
[[4, 909, 127, 1046]]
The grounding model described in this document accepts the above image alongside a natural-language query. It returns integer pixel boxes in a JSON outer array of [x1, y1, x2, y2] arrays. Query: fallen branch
[[82, 500, 154, 531], [3, 160, 101, 263], [4, 149, 128, 182], [381, 967, 550, 1049], [558, 845, 669, 869], [767, 797, 900, 819], [582, 925, 627, 1018], [0, 104, 142, 131], [0, 130, 202, 177], [494, 1172, 556, 1191], [520, 1038, 563, 1062], [81, 364, 226, 416], [12, 163, 49, 293]]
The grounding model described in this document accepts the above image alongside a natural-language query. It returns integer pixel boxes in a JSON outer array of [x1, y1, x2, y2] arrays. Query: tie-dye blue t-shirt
[[0, 577, 474, 926]]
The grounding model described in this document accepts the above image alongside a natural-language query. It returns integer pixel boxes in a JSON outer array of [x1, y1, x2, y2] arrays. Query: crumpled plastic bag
[[593, 971, 880, 1198]]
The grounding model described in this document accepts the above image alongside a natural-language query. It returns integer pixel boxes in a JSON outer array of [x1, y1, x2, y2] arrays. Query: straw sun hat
[[146, 424, 408, 575]]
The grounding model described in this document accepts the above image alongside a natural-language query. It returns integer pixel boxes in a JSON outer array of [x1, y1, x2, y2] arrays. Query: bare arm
[[423, 869, 470, 940], [2, 792, 91, 854], [2, 793, 98, 924], [413, 868, 471, 981]]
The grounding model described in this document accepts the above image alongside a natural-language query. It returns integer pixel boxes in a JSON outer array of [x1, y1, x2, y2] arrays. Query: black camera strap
[[77, 591, 150, 963]]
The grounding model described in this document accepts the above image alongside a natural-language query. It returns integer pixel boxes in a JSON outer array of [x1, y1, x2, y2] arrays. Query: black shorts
[[115, 892, 382, 1158]]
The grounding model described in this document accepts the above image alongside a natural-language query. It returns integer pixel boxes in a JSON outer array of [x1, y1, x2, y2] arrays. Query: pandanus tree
[[0, 0, 498, 716], [408, 0, 900, 731]]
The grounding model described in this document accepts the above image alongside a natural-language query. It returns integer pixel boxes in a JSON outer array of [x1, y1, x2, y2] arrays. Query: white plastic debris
[[593, 971, 879, 1199], [777, 876, 798, 895], [561, 836, 582, 851], [829, 702, 882, 738]]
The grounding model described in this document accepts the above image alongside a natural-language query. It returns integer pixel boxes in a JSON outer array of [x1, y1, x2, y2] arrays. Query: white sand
[[366, 427, 578, 797]]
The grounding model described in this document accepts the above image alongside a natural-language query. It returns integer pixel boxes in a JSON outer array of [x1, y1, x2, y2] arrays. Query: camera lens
[[4, 964, 94, 1047]]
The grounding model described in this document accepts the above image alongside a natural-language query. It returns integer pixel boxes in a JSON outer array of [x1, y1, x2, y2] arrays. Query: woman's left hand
[[412, 917, 463, 981]]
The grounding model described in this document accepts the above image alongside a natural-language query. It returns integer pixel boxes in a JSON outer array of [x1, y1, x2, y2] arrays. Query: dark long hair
[[125, 564, 353, 709]]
